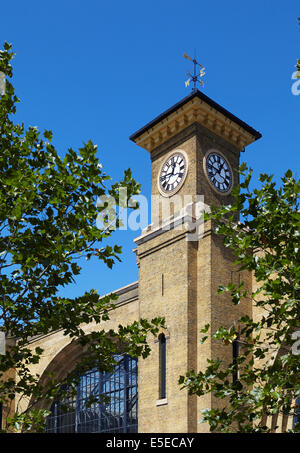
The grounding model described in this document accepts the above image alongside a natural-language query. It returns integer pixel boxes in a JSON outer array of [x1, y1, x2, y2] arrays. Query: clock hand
[[161, 171, 174, 182], [214, 162, 226, 181], [209, 163, 218, 175], [173, 169, 183, 177], [164, 163, 177, 181], [217, 161, 225, 174]]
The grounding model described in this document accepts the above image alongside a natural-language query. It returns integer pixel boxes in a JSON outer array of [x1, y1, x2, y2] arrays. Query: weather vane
[[184, 51, 206, 92]]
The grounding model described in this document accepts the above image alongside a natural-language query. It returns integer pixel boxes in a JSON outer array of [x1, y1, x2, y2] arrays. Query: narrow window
[[159, 334, 166, 399], [232, 336, 239, 384]]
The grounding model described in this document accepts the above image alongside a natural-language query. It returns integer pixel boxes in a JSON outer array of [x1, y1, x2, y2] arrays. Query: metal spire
[[184, 51, 206, 92]]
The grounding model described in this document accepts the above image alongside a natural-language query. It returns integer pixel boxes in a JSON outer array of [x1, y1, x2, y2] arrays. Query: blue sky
[[1, 0, 299, 298]]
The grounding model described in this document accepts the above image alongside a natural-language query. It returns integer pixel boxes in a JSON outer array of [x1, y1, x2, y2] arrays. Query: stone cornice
[[131, 96, 259, 152]]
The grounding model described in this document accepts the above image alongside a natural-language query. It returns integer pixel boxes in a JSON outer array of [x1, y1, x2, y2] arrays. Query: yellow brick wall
[[137, 226, 192, 432]]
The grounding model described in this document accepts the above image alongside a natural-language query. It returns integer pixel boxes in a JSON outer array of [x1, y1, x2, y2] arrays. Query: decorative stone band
[[134, 201, 211, 246]]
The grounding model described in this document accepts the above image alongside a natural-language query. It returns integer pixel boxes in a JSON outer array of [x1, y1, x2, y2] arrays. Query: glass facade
[[45, 354, 138, 433]]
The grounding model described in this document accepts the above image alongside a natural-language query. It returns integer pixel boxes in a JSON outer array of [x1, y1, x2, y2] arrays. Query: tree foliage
[[179, 165, 300, 432], [0, 43, 164, 432]]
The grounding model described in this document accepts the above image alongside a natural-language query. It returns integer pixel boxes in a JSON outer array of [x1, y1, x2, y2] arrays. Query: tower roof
[[130, 90, 262, 152]]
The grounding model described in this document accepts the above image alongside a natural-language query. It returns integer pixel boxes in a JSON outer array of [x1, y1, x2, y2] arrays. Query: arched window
[[45, 354, 138, 433], [158, 334, 166, 399]]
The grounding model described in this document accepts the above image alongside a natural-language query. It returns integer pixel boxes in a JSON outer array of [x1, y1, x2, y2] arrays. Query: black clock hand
[[173, 169, 183, 177], [161, 171, 174, 182], [215, 162, 226, 182], [217, 162, 225, 174], [161, 173, 171, 182], [208, 163, 218, 175], [164, 163, 177, 180]]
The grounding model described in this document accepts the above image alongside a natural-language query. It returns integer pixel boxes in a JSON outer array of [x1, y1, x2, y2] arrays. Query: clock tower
[[130, 90, 261, 432]]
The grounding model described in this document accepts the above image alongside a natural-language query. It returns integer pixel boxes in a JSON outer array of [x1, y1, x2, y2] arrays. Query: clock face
[[158, 151, 188, 196], [205, 151, 233, 194]]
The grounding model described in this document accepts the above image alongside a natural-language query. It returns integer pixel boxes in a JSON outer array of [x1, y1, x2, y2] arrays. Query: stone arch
[[154, 327, 170, 343], [33, 340, 139, 433], [29, 338, 90, 412], [28, 328, 137, 414]]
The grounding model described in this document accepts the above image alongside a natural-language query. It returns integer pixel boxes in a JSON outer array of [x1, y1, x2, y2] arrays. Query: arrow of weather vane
[[184, 52, 206, 92]]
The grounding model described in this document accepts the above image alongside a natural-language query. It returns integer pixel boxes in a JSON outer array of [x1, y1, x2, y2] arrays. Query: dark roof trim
[[129, 90, 262, 142]]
